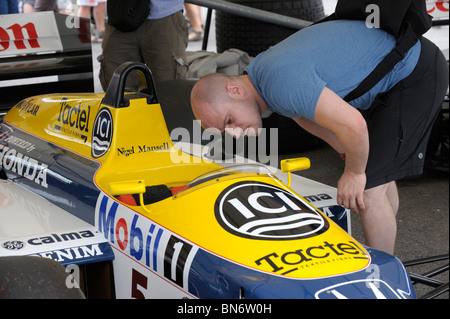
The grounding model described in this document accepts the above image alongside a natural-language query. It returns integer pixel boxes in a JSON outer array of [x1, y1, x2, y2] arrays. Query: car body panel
[[0, 180, 113, 267], [0, 63, 416, 299]]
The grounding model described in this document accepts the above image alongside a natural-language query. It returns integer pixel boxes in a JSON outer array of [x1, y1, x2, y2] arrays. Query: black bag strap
[[315, 0, 432, 102], [344, 0, 432, 102], [343, 23, 419, 102], [107, 0, 150, 32]]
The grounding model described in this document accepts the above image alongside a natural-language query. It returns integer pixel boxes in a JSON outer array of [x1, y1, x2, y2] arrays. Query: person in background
[[77, 0, 106, 42], [34, 0, 57, 12], [99, 0, 188, 90], [0, 0, 19, 14], [22, 0, 35, 12], [185, 3, 203, 42]]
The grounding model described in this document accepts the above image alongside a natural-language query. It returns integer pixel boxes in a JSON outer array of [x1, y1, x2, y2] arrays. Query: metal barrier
[[185, 0, 314, 51]]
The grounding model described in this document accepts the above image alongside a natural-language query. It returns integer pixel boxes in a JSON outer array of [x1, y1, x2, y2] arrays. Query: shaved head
[[191, 74, 236, 128], [191, 73, 236, 131], [190, 73, 266, 137], [191, 73, 235, 106]]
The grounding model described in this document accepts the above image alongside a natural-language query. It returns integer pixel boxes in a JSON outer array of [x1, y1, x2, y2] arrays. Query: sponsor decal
[[0, 144, 48, 188], [55, 98, 91, 142], [14, 98, 40, 116], [0, 230, 95, 250], [30, 243, 112, 266], [25, 230, 95, 246], [303, 193, 332, 203], [302, 192, 350, 233], [0, 21, 39, 53], [215, 182, 329, 240], [163, 235, 196, 287], [0, 124, 13, 142], [0, 242, 112, 266], [1, 240, 25, 251], [92, 107, 113, 158], [97, 196, 164, 271], [96, 194, 197, 290], [1, 230, 97, 260], [2, 135, 36, 153], [0, 12, 63, 56], [315, 279, 402, 299], [117, 142, 170, 157], [426, 0, 449, 19], [254, 240, 369, 276], [320, 205, 350, 233]]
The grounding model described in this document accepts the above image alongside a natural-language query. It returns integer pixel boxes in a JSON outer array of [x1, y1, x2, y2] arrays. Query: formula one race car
[[0, 62, 415, 299]]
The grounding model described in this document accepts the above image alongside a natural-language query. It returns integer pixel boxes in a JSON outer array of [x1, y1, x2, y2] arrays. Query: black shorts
[[362, 37, 448, 189]]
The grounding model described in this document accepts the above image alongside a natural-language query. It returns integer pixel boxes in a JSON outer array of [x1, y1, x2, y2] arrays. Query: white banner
[[0, 12, 63, 56]]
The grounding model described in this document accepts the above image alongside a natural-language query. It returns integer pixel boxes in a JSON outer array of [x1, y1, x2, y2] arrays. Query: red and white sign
[[0, 12, 63, 56], [426, 0, 449, 19]]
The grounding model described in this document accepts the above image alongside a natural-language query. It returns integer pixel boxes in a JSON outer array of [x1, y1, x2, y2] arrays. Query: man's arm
[[300, 87, 369, 213], [293, 117, 344, 154]]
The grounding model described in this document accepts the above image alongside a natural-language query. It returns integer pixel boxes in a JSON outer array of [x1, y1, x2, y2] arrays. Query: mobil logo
[[215, 182, 329, 240], [95, 194, 198, 290], [96, 195, 163, 271]]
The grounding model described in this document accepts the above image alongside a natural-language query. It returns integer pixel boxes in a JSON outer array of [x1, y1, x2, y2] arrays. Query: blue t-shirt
[[148, 0, 184, 19], [245, 20, 421, 121]]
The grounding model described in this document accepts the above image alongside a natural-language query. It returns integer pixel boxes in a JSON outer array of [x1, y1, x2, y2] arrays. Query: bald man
[[190, 20, 448, 255]]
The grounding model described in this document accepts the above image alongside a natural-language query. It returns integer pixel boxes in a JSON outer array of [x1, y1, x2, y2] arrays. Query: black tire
[[215, 0, 325, 57], [0, 256, 85, 299]]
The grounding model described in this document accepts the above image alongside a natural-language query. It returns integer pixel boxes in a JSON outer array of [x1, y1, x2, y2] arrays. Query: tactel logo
[[215, 182, 329, 240]]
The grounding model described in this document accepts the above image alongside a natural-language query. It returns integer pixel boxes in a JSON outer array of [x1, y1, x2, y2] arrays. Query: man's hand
[[312, 87, 369, 214], [337, 170, 366, 213]]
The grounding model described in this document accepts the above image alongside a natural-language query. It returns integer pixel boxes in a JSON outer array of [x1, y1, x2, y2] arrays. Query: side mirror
[[280, 157, 310, 187], [109, 180, 151, 213]]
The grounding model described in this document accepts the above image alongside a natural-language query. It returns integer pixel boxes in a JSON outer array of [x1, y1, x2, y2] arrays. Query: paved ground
[[86, 3, 450, 299]]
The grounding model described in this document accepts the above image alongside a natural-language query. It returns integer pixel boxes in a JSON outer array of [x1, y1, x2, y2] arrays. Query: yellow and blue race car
[[0, 62, 415, 299]]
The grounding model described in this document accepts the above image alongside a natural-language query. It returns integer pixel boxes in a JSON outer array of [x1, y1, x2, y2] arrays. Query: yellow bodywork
[[6, 94, 219, 187], [5, 93, 370, 279]]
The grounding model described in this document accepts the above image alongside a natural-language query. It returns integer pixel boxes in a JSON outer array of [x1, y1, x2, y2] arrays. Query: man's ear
[[226, 81, 243, 97]]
